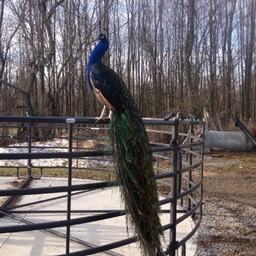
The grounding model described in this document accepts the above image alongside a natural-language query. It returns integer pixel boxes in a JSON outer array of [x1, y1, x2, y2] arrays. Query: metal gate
[[0, 115, 204, 256]]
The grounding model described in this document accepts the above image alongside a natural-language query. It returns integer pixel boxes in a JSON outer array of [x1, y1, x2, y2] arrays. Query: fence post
[[187, 120, 194, 211], [27, 122, 32, 178], [66, 118, 75, 255], [169, 118, 179, 256]]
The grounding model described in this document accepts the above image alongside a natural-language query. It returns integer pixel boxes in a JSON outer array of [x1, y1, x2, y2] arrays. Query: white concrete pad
[[0, 177, 197, 255]]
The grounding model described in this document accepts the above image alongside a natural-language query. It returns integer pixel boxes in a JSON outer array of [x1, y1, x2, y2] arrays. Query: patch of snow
[[0, 139, 112, 170]]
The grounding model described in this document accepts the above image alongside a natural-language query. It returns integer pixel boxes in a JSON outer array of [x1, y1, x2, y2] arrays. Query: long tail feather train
[[109, 108, 164, 256]]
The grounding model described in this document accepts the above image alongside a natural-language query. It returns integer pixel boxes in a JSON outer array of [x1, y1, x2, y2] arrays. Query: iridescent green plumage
[[109, 109, 164, 256]]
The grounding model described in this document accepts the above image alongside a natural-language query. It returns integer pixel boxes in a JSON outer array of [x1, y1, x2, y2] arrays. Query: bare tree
[[243, 0, 256, 120], [222, 0, 236, 123], [184, 0, 197, 115], [0, 0, 256, 128]]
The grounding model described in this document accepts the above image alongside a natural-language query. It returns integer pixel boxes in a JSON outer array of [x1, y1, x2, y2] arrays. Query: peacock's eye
[[98, 34, 105, 40]]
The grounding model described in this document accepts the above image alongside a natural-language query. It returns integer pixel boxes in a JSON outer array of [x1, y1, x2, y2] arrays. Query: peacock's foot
[[94, 106, 112, 123]]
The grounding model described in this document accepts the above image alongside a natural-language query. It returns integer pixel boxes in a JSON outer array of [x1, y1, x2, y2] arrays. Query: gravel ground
[[195, 151, 256, 256]]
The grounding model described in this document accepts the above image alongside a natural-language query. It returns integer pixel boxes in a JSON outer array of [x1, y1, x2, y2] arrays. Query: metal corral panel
[[204, 131, 254, 152]]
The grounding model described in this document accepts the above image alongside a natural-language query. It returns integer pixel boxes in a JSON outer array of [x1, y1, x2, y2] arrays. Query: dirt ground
[[196, 151, 256, 255]]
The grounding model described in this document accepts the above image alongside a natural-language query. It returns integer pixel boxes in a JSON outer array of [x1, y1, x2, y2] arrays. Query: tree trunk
[[184, 0, 196, 115], [243, 0, 256, 119]]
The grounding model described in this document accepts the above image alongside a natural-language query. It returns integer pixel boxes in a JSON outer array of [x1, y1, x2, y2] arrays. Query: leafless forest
[[0, 0, 255, 129]]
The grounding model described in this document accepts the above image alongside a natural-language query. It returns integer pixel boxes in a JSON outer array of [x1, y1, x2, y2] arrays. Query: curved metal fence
[[0, 115, 204, 256]]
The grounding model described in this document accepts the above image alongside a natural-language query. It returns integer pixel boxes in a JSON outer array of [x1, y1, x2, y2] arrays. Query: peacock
[[86, 34, 164, 256]]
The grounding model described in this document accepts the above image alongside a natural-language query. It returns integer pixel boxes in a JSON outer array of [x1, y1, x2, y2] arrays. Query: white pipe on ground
[[204, 131, 254, 152]]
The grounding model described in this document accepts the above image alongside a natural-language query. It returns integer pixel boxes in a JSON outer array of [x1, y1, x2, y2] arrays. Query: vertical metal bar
[[27, 122, 32, 178], [16, 167, 19, 179], [75, 125, 78, 169], [181, 243, 186, 256], [157, 126, 160, 174], [66, 122, 73, 255], [169, 119, 179, 256], [177, 150, 182, 206], [200, 123, 205, 220], [187, 121, 193, 211]]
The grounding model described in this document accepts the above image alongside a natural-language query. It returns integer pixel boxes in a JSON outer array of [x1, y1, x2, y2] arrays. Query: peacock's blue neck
[[88, 39, 109, 66], [87, 39, 109, 90]]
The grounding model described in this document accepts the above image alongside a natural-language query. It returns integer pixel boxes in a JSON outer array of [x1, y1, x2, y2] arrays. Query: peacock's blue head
[[86, 33, 110, 90], [89, 34, 109, 64], [98, 33, 107, 40]]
